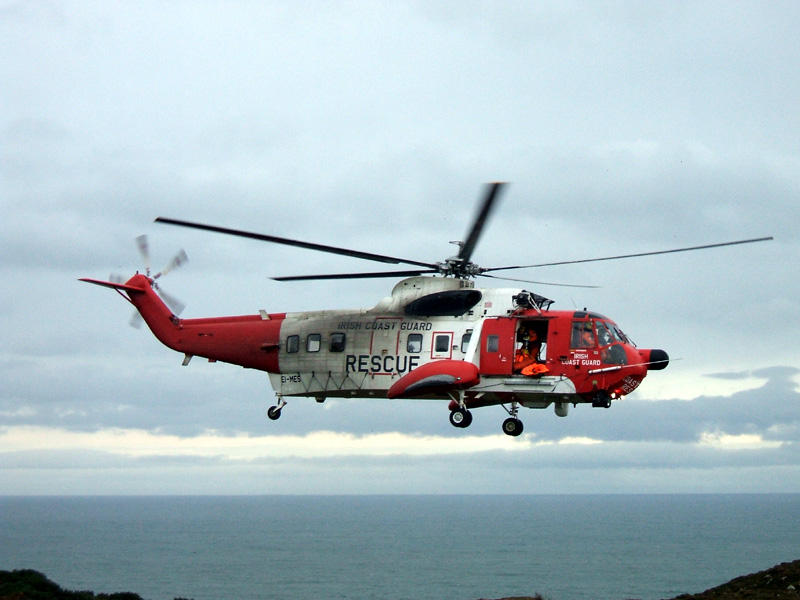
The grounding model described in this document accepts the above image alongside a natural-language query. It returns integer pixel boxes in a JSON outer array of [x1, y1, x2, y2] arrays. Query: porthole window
[[286, 335, 300, 353], [330, 332, 346, 352], [460, 332, 472, 353], [407, 333, 423, 353], [307, 334, 321, 352], [435, 334, 450, 353]]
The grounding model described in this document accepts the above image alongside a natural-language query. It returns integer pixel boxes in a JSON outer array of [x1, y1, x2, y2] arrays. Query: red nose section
[[387, 360, 480, 399], [647, 349, 670, 370]]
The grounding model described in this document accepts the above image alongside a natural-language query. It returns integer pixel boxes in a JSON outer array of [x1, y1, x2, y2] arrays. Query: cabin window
[[407, 333, 423, 353], [460, 331, 472, 353], [434, 334, 450, 353], [432, 332, 453, 359], [329, 332, 346, 352], [307, 334, 321, 353], [486, 334, 499, 353], [286, 335, 300, 353]]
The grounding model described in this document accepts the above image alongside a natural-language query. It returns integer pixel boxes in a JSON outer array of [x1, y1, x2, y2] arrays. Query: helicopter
[[81, 183, 772, 436]]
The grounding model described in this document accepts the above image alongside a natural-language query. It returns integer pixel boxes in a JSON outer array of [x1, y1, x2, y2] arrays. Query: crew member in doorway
[[514, 327, 549, 377]]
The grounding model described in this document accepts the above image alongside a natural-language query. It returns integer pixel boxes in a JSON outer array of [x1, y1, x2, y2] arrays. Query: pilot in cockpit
[[579, 322, 596, 348]]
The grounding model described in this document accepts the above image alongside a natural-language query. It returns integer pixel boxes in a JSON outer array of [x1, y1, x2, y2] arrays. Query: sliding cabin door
[[479, 318, 516, 375]]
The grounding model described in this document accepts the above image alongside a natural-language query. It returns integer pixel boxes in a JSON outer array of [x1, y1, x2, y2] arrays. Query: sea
[[1, 495, 798, 600]]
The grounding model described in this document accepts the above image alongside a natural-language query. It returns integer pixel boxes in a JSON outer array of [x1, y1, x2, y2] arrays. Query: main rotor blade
[[479, 273, 601, 288], [483, 236, 774, 273], [155, 217, 438, 270], [458, 182, 506, 264], [273, 269, 440, 282]]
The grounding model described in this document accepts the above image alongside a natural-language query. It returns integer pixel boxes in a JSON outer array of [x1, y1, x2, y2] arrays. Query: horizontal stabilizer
[[388, 360, 480, 399], [79, 278, 146, 294]]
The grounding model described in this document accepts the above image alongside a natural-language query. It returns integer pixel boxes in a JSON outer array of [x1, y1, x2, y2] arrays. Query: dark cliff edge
[[479, 560, 800, 600], [0, 570, 188, 600], [664, 559, 800, 600], [1, 560, 798, 600]]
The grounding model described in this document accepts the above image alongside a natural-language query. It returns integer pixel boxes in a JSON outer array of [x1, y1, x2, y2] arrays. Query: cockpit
[[570, 315, 631, 365]]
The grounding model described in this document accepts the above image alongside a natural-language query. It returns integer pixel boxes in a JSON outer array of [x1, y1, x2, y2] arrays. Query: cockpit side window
[[571, 320, 597, 348]]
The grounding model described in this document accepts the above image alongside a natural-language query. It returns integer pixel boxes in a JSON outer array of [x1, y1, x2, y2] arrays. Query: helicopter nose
[[647, 349, 669, 370]]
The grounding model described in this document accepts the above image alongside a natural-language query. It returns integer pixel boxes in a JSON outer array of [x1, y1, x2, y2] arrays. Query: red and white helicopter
[[81, 183, 772, 436]]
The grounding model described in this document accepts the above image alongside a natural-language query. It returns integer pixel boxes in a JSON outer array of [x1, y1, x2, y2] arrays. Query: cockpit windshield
[[606, 321, 632, 346], [596, 321, 619, 346]]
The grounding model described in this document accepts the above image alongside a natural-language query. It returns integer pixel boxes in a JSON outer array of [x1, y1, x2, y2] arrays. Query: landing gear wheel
[[502, 417, 523, 437], [267, 406, 282, 421], [449, 408, 473, 428]]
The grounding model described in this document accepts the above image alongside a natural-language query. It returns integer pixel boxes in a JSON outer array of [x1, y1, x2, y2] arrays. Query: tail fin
[[79, 277, 147, 294], [80, 274, 181, 349]]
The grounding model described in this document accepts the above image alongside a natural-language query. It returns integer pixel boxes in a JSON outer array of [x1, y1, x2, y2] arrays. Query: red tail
[[81, 274, 285, 373]]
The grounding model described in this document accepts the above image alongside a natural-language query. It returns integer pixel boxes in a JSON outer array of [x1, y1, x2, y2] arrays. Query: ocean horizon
[[2, 494, 799, 600]]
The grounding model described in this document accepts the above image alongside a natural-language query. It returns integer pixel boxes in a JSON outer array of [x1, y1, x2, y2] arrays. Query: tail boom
[[81, 273, 284, 373]]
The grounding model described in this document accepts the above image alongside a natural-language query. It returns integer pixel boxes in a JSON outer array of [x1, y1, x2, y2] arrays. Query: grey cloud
[[2, 2, 800, 493], [4, 363, 798, 447], [557, 368, 800, 444]]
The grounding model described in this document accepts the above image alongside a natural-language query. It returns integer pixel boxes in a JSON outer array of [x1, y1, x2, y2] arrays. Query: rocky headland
[[480, 560, 800, 600]]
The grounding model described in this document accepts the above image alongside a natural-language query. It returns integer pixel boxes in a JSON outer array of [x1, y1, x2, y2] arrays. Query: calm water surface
[[1, 495, 798, 600]]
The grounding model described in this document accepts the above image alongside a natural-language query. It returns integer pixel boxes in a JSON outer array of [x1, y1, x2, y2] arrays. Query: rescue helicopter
[[81, 183, 772, 436]]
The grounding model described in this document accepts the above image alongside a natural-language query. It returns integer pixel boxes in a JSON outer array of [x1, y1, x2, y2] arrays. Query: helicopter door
[[480, 318, 516, 375]]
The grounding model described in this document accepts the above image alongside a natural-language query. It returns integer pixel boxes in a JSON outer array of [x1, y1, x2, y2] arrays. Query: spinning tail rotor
[[136, 234, 188, 282], [106, 235, 188, 327]]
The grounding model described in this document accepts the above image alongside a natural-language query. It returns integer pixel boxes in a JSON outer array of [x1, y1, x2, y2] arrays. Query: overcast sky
[[1, 1, 798, 495]]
